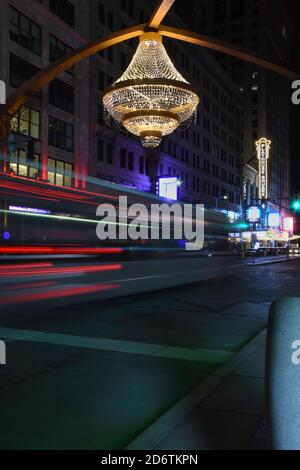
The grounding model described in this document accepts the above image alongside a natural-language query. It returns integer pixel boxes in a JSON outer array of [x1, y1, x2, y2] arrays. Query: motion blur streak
[[0, 247, 123, 255], [0, 178, 119, 201], [0, 283, 121, 305], [0, 263, 123, 278], [0, 262, 53, 270], [3, 281, 57, 291]]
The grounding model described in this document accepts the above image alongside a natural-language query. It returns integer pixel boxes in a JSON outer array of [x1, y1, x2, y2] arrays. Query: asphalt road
[[0, 254, 244, 316], [0, 258, 299, 449]]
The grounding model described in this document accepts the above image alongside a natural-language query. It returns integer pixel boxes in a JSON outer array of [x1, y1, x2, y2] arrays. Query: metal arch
[[148, 0, 176, 29], [158, 25, 299, 80], [0, 0, 299, 120], [2, 24, 147, 117]]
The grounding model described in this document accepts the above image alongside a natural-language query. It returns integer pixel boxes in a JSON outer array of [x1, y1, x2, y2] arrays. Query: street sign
[[266, 298, 300, 449], [0, 80, 6, 104]]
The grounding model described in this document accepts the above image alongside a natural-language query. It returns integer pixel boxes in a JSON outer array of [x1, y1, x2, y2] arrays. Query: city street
[[0, 258, 299, 450], [0, 0, 300, 455]]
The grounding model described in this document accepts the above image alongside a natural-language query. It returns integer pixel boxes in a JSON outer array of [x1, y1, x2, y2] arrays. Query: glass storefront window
[[47, 158, 73, 187], [10, 149, 39, 178], [10, 106, 40, 140]]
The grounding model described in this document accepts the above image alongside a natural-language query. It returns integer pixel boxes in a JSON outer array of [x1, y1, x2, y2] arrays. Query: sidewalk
[[126, 329, 268, 450], [245, 255, 300, 266]]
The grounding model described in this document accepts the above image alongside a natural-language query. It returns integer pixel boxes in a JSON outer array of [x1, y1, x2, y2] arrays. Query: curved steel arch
[[2, 24, 147, 117], [0, 0, 298, 119], [159, 25, 298, 81]]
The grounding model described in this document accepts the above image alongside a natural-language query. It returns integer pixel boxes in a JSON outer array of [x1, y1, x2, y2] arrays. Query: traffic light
[[291, 199, 300, 211], [237, 222, 249, 230]]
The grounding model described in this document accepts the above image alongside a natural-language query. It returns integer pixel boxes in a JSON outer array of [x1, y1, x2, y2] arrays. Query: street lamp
[[214, 195, 228, 210]]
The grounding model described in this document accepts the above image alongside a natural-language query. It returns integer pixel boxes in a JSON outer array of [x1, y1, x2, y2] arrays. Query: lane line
[[0, 327, 232, 364]]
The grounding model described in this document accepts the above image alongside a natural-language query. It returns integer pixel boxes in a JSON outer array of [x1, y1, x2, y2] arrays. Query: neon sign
[[256, 138, 271, 200], [246, 206, 261, 222], [9, 205, 51, 215], [158, 177, 179, 201], [268, 213, 281, 228]]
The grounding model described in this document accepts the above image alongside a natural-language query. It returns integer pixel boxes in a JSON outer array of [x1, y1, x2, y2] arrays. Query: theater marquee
[[256, 138, 271, 200]]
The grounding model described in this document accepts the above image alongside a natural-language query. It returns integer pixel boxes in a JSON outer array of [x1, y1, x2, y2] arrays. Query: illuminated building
[[0, 0, 243, 216]]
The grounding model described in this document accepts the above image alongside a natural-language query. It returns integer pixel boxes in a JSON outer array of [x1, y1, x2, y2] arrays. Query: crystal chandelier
[[103, 32, 200, 148]]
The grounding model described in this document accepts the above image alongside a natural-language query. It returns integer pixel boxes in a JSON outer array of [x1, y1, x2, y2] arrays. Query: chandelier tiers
[[103, 32, 200, 148]]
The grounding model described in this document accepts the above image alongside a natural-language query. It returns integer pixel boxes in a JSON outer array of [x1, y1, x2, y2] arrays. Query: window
[[97, 140, 104, 161], [10, 107, 40, 140], [10, 54, 39, 88], [97, 103, 105, 125], [145, 158, 150, 176], [107, 10, 114, 30], [106, 143, 113, 164], [121, 53, 128, 70], [128, 152, 134, 171], [230, 0, 244, 21], [48, 117, 73, 152], [107, 47, 113, 63], [97, 140, 113, 164], [48, 158, 72, 187], [10, 7, 41, 55], [139, 156, 144, 174], [49, 0, 75, 28], [214, 0, 226, 24], [120, 148, 127, 168], [98, 1, 105, 23], [49, 35, 74, 75], [98, 70, 105, 90], [10, 149, 39, 178], [49, 79, 74, 114]]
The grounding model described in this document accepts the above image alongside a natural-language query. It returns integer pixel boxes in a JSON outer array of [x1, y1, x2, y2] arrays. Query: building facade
[[0, 0, 244, 217], [188, 0, 292, 211]]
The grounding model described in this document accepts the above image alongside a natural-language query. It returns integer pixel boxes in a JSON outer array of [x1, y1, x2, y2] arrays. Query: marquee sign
[[256, 138, 271, 200]]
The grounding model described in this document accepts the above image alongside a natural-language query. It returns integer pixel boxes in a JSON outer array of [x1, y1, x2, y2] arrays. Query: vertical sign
[[256, 138, 271, 200]]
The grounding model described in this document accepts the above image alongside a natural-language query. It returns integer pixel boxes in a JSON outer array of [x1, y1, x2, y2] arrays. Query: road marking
[[0, 327, 232, 364]]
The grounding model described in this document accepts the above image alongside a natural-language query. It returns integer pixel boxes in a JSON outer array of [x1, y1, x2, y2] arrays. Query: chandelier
[[103, 32, 200, 148]]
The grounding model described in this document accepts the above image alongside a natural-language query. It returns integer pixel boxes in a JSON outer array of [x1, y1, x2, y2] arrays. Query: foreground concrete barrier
[[266, 298, 300, 449]]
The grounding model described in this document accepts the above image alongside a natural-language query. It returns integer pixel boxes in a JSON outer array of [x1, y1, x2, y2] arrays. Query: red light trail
[[0, 263, 123, 278], [0, 247, 123, 255], [0, 282, 121, 304]]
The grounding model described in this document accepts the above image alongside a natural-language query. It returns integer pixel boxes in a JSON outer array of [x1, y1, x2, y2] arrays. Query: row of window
[[9, 146, 242, 203], [204, 179, 241, 204], [120, 149, 150, 176], [11, 106, 73, 153], [10, 150, 72, 187], [10, 54, 75, 116], [9, 5, 75, 58]]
